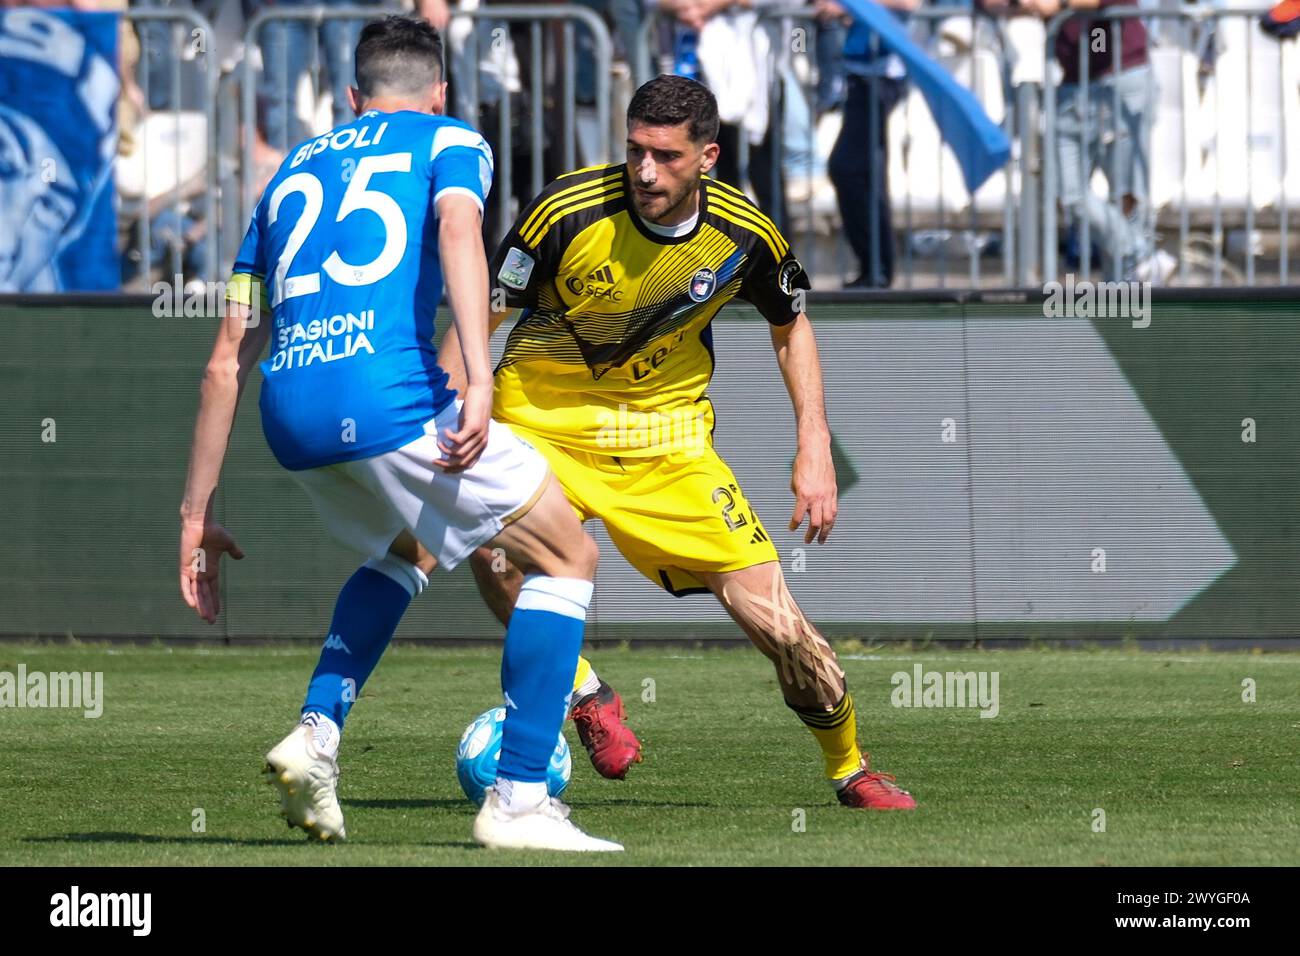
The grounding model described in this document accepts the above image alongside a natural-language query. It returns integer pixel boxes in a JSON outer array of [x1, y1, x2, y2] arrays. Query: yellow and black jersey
[[488, 162, 811, 457]]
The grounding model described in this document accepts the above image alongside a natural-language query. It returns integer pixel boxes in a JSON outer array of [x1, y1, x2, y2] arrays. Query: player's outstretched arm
[[434, 193, 498, 473], [770, 312, 838, 545], [178, 298, 270, 622]]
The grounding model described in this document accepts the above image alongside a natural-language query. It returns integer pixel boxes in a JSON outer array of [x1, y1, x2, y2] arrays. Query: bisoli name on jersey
[[289, 121, 391, 169]]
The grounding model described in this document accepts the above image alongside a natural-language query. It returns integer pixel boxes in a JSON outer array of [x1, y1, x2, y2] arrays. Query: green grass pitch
[[1, 644, 1297, 866]]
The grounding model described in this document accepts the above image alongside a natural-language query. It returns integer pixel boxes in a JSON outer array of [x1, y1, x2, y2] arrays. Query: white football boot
[[472, 789, 623, 852], [264, 724, 346, 842]]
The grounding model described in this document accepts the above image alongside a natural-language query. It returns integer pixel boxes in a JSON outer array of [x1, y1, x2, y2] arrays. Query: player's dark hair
[[355, 15, 443, 97], [627, 75, 720, 144]]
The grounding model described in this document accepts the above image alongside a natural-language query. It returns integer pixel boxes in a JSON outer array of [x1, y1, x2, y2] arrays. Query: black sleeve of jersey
[[488, 190, 560, 310], [738, 240, 811, 326]]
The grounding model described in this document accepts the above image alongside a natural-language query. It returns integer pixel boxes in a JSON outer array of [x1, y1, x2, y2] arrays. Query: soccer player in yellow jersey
[[442, 75, 916, 809]]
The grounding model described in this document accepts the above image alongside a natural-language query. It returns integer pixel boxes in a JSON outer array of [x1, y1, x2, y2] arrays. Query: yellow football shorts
[[508, 424, 780, 595]]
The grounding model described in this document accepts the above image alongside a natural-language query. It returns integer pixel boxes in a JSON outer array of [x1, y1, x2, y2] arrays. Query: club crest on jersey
[[498, 246, 535, 290], [689, 267, 716, 302]]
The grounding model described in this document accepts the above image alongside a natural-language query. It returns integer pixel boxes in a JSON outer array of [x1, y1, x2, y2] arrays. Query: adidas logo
[[565, 264, 624, 301], [749, 525, 769, 545], [587, 264, 615, 285], [323, 633, 351, 654]]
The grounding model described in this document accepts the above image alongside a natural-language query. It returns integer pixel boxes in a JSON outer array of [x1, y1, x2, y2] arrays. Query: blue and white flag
[[840, 0, 1010, 193], [0, 8, 119, 292]]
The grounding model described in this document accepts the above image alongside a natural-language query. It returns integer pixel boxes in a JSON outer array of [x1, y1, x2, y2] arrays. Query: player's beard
[[634, 177, 699, 226]]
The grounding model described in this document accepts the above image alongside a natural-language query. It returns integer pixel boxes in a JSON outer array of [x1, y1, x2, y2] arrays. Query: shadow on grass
[[561, 798, 714, 809], [24, 832, 308, 847], [23, 832, 480, 850], [344, 798, 470, 810], [346, 797, 715, 810]]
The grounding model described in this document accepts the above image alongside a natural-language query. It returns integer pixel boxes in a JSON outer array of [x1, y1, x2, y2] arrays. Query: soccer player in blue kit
[[178, 16, 620, 852]]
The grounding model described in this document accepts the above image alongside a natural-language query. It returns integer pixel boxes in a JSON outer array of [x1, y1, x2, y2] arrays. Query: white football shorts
[[289, 400, 550, 571]]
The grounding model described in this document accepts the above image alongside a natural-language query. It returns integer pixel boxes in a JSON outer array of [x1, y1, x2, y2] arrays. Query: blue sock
[[498, 576, 593, 783], [301, 555, 427, 730]]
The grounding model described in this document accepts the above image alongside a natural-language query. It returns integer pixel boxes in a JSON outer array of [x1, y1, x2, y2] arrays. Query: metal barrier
[[119, 7, 219, 293], [240, 4, 390, 240], [86, 4, 1300, 290], [841, 8, 1016, 288], [1042, 6, 1294, 285], [215, 65, 244, 287], [636, 7, 1019, 289], [448, 5, 614, 248], [239, 4, 613, 253]]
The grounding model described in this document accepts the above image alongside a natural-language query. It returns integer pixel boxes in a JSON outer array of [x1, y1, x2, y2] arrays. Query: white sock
[[494, 777, 547, 815], [300, 712, 340, 759], [576, 669, 601, 699]]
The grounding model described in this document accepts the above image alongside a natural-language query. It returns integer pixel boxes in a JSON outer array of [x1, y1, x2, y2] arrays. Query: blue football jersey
[[231, 109, 493, 470]]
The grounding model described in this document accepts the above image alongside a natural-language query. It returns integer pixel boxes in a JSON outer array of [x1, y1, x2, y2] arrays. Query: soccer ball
[[455, 706, 571, 806]]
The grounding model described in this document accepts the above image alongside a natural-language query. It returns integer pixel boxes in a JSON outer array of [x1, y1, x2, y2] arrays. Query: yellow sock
[[571, 655, 594, 695], [791, 693, 862, 781]]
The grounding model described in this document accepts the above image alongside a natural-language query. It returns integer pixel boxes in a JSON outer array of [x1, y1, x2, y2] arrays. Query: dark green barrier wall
[[1, 292, 1297, 641]]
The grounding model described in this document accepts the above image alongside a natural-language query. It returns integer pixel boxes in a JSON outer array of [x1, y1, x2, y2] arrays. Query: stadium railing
[[636, 6, 1021, 290], [635, 4, 1297, 290], [119, 6, 220, 294], [1041, 6, 1295, 287], [237, 3, 613, 264], [106, 3, 1300, 291]]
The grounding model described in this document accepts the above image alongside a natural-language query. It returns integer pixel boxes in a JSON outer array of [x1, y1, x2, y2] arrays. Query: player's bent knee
[[552, 530, 600, 581], [527, 529, 597, 581], [569, 531, 599, 580]]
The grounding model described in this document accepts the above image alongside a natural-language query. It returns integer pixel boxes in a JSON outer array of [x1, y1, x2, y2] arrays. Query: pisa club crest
[[689, 267, 716, 302]]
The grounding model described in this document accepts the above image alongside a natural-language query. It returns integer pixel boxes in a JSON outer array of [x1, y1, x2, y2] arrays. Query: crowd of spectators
[[7, 0, 1270, 289]]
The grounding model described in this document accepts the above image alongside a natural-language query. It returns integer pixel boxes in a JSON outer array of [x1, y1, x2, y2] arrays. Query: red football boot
[[836, 753, 917, 810], [569, 679, 643, 780]]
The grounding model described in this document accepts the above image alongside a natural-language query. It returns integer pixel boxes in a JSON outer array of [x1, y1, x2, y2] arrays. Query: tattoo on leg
[[721, 571, 845, 709]]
